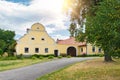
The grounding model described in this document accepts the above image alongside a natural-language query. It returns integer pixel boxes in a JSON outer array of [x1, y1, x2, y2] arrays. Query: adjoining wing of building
[[16, 23, 102, 56]]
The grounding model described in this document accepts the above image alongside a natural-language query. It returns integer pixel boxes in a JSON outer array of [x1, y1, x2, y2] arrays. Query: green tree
[[0, 40, 6, 51], [0, 48, 3, 56], [68, 23, 77, 37], [0, 29, 16, 56], [7, 41, 17, 56], [64, 0, 102, 39], [64, 0, 120, 61], [63, 0, 101, 28], [85, 0, 120, 61]]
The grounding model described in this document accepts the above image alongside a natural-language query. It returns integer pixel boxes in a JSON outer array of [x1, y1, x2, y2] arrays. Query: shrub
[[17, 54, 24, 59], [77, 54, 103, 57], [44, 54, 55, 57], [0, 49, 3, 56], [81, 53, 87, 57], [99, 54, 104, 57], [60, 54, 67, 57], [86, 54, 98, 57], [58, 56, 62, 59], [32, 54, 40, 58], [48, 56, 54, 59], [32, 54, 55, 58], [67, 55, 71, 58], [32, 56, 38, 60], [39, 56, 44, 59]]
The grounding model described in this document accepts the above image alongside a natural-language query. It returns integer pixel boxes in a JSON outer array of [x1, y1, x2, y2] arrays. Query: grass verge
[[0, 58, 56, 71], [37, 58, 120, 80]]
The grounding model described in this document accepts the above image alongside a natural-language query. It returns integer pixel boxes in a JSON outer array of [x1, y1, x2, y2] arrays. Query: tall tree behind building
[[64, 0, 120, 61], [68, 23, 77, 37]]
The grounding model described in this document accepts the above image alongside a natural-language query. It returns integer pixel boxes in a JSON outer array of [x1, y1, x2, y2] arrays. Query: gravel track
[[0, 57, 96, 80]]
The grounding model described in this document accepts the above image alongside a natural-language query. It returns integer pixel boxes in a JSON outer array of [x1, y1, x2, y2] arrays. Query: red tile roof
[[57, 37, 86, 46]]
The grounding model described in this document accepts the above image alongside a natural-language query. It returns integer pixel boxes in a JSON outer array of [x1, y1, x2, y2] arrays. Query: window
[[80, 48, 83, 52], [41, 38, 45, 41], [35, 48, 39, 53], [98, 48, 101, 53], [92, 46, 95, 52], [37, 27, 39, 29], [25, 48, 29, 53], [31, 38, 35, 40], [45, 48, 48, 53]]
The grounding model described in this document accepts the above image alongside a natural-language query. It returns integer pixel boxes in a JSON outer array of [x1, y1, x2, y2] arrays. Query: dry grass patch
[[37, 58, 120, 80]]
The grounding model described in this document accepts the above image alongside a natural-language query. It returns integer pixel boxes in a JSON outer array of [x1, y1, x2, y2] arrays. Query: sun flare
[[46, 0, 64, 12]]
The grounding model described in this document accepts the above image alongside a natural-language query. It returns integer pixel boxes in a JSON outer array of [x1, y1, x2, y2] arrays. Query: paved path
[[0, 57, 96, 80]]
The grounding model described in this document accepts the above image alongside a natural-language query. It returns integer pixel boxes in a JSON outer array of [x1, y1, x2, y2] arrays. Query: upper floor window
[[25, 47, 29, 53], [41, 38, 45, 41], [35, 48, 39, 53], [37, 27, 39, 29], [92, 46, 95, 52], [45, 48, 48, 53], [31, 38, 35, 40]]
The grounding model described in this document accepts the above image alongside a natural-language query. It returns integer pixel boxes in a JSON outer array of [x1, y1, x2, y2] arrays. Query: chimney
[[27, 28, 30, 33]]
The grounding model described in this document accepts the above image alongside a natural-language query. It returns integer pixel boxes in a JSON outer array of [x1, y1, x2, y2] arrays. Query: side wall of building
[[86, 43, 102, 54]]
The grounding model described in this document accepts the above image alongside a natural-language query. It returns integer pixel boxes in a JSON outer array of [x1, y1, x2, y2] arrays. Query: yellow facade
[[86, 43, 102, 54], [16, 23, 102, 56], [16, 23, 56, 55], [56, 44, 78, 55]]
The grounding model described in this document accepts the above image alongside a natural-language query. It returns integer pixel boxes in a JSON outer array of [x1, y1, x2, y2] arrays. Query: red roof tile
[[57, 37, 86, 46]]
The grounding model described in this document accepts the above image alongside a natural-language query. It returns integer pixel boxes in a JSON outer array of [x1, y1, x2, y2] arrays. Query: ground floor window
[[80, 48, 83, 52], [98, 48, 101, 53], [45, 48, 48, 53], [25, 47, 29, 53], [35, 48, 39, 53], [92, 46, 95, 52]]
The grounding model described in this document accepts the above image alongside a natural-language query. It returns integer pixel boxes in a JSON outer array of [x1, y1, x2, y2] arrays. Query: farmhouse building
[[16, 23, 102, 56]]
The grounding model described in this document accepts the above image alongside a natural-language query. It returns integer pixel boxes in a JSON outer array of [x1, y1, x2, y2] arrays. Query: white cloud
[[0, 0, 70, 40], [52, 34, 69, 41]]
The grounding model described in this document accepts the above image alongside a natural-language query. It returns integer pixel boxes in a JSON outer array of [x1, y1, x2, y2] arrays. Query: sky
[[0, 0, 70, 40]]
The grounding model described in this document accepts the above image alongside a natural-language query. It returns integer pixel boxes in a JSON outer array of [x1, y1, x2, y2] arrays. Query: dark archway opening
[[67, 47, 76, 57]]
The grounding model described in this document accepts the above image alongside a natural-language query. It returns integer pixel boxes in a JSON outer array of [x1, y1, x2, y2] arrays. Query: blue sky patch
[[5, 0, 31, 5]]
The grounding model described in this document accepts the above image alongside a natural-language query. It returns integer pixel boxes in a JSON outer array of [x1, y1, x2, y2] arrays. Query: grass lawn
[[0, 58, 55, 71], [37, 58, 120, 80]]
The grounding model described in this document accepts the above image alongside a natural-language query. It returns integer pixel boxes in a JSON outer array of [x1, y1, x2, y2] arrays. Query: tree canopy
[[85, 0, 120, 61], [0, 29, 16, 56], [68, 23, 77, 37], [64, 0, 120, 61]]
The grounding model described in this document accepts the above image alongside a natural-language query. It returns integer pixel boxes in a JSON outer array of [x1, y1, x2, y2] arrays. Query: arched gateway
[[67, 47, 76, 57]]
